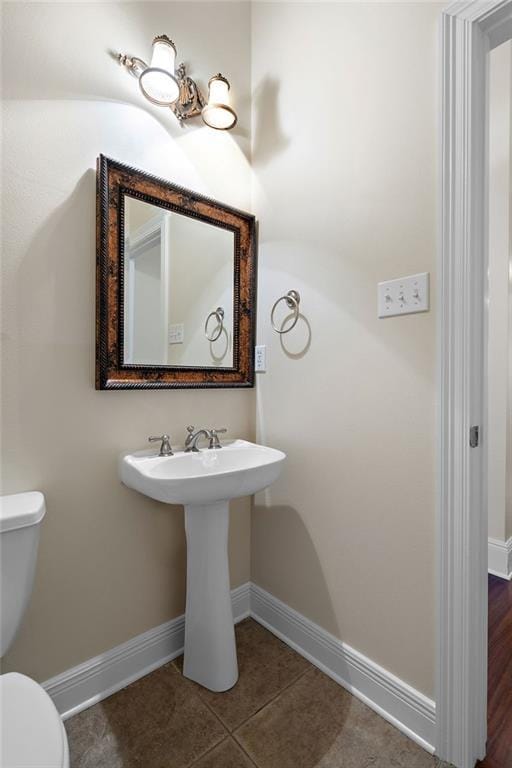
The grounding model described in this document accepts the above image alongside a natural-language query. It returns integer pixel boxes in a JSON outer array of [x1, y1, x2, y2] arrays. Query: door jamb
[[437, 2, 512, 767]]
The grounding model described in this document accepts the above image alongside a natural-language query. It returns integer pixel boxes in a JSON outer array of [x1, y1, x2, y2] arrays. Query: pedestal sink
[[120, 440, 286, 692]]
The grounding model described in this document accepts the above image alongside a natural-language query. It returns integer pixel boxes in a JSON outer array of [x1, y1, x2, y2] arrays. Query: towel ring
[[271, 290, 300, 334], [205, 307, 224, 342]]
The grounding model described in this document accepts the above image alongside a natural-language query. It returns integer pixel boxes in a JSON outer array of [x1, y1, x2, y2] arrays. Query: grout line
[[180, 676, 231, 738], [232, 664, 313, 734], [231, 669, 313, 767], [232, 736, 260, 767], [187, 736, 230, 768], [188, 701, 258, 768], [167, 663, 232, 768], [197, 693, 233, 733]]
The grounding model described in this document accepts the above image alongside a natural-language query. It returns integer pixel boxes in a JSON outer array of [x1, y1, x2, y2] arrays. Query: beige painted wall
[[488, 41, 512, 544], [251, 2, 440, 698], [1, 1, 253, 682]]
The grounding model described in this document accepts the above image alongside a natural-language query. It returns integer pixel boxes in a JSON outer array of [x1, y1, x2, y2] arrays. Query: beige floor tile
[[192, 738, 255, 768], [174, 618, 311, 731], [65, 662, 226, 768], [235, 667, 447, 768]]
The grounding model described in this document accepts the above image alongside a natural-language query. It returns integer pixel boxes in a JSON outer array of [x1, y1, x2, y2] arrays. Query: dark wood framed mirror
[[96, 155, 257, 389]]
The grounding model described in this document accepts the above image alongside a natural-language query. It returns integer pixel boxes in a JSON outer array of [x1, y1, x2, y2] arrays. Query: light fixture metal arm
[[118, 53, 147, 79]]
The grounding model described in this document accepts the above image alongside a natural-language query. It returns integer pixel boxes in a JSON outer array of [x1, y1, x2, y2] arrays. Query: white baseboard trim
[[250, 583, 436, 754], [43, 582, 251, 720], [488, 537, 512, 580], [43, 580, 435, 754]]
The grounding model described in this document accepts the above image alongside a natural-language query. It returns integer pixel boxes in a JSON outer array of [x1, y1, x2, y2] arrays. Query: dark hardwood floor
[[478, 575, 512, 768]]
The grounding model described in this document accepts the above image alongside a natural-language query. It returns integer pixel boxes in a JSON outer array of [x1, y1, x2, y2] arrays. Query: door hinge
[[469, 425, 479, 448]]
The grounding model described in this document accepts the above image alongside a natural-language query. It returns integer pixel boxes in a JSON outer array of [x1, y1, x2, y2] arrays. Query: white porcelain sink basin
[[120, 439, 285, 506], [120, 438, 285, 694]]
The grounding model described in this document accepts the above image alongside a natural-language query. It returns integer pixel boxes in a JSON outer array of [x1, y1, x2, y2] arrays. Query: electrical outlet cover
[[169, 323, 185, 344], [378, 272, 429, 318], [255, 345, 266, 372]]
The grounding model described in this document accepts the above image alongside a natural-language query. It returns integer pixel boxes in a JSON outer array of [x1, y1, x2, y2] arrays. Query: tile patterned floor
[[66, 619, 451, 768]]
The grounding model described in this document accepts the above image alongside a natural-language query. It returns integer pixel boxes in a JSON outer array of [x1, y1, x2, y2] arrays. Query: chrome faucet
[[184, 426, 210, 453], [148, 434, 173, 456], [185, 426, 228, 452]]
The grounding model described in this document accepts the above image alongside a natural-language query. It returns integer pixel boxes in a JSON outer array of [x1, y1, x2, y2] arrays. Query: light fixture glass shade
[[139, 36, 179, 106], [202, 74, 237, 130]]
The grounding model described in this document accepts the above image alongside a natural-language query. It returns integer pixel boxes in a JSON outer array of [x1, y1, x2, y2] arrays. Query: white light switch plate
[[255, 345, 266, 372], [378, 272, 429, 318], [169, 323, 184, 344]]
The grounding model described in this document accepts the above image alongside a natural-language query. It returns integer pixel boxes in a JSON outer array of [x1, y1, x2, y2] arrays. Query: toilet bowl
[[0, 492, 70, 768], [0, 673, 69, 768]]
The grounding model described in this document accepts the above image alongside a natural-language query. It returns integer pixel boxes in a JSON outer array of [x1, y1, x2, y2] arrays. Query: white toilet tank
[[0, 492, 46, 656]]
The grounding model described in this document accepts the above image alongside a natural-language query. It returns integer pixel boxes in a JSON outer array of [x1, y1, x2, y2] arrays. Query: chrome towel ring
[[271, 290, 301, 334], [205, 307, 225, 342]]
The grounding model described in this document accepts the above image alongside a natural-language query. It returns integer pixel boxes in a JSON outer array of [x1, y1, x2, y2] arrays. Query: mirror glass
[[123, 195, 234, 368]]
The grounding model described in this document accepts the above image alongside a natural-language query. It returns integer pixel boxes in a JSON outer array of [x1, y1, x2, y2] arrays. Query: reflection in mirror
[[123, 195, 234, 368]]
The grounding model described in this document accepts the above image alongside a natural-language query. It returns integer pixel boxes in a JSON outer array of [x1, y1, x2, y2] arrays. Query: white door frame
[[125, 214, 169, 363], [438, 2, 512, 767]]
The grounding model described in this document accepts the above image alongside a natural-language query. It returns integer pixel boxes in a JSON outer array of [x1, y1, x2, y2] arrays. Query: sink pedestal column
[[183, 501, 238, 692]]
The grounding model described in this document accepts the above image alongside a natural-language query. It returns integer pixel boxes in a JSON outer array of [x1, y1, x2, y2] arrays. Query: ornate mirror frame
[[96, 155, 257, 389]]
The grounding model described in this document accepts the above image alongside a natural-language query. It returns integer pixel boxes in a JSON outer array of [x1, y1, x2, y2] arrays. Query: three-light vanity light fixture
[[118, 34, 237, 131]]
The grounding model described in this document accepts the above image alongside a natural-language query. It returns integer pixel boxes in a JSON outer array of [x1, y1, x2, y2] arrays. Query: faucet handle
[[208, 428, 227, 450], [148, 434, 173, 457]]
